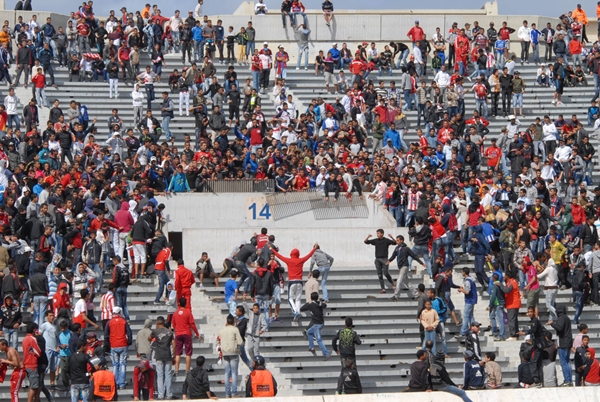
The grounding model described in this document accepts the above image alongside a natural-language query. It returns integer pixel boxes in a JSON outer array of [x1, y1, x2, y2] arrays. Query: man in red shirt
[[294, 169, 309, 191], [174, 259, 195, 310], [407, 20, 424, 47], [153, 243, 173, 304], [437, 120, 454, 145], [483, 138, 502, 171], [104, 307, 132, 389], [171, 298, 200, 374], [22, 323, 41, 402]]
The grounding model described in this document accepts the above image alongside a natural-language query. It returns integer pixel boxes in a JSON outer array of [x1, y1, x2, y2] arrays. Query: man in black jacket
[[66, 339, 91, 397], [549, 305, 573, 386], [364, 229, 396, 293], [182, 356, 216, 399], [332, 317, 362, 368], [574, 335, 589, 386], [30, 256, 49, 329], [404, 350, 430, 392], [388, 235, 424, 301]]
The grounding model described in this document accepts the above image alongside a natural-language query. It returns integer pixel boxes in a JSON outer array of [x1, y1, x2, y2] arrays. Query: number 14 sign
[[245, 196, 271, 220]]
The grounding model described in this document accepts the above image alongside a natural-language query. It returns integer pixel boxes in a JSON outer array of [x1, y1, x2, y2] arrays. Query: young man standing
[[22, 323, 41, 402], [300, 292, 331, 360], [0, 338, 25, 402], [364, 230, 396, 293], [149, 316, 175, 400], [388, 235, 423, 301], [172, 298, 201, 375], [457, 268, 478, 339]]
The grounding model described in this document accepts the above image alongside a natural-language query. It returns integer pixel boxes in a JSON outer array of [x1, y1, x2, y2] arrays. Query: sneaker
[[557, 101, 564, 105], [560, 382, 573, 387], [293, 312, 300, 322], [324, 354, 331, 361], [494, 336, 505, 341], [153, 301, 162, 305], [302, 329, 308, 339], [380, 289, 386, 294], [198, 284, 205, 291], [533, 382, 543, 388], [390, 296, 398, 302], [551, 99, 557, 105], [295, 67, 300, 70]]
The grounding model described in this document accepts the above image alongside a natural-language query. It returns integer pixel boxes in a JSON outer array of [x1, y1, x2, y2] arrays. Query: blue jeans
[[422, 329, 436, 352], [70, 384, 90, 402], [318, 266, 330, 301], [193, 40, 205, 61], [445, 232, 456, 261], [33, 295, 47, 329], [460, 303, 475, 336], [115, 287, 129, 320], [110, 346, 128, 387], [162, 116, 172, 140], [171, 31, 180, 52], [409, 244, 431, 276], [154, 360, 173, 398], [307, 323, 329, 356], [292, 12, 307, 26], [389, 205, 404, 227], [227, 299, 237, 316], [251, 70, 260, 92], [402, 89, 413, 110], [7, 114, 20, 131], [558, 347, 572, 384], [462, 226, 476, 254], [93, 69, 108, 81], [457, 61, 466, 76], [155, 270, 169, 302], [297, 46, 309, 68], [238, 344, 252, 371], [223, 356, 239, 397], [255, 295, 270, 330], [246, 41, 255, 56], [4, 328, 17, 349], [145, 84, 155, 110], [395, 49, 410, 68], [574, 290, 584, 323], [405, 210, 416, 227], [474, 254, 489, 292], [436, 322, 447, 355], [490, 305, 505, 339], [443, 385, 473, 402]]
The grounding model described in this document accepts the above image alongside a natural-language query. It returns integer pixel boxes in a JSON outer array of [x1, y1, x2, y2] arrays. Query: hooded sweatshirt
[[52, 282, 71, 316], [471, 225, 491, 255], [584, 348, 600, 384], [271, 247, 317, 282], [114, 201, 135, 233], [248, 266, 274, 297], [136, 319, 153, 356], [166, 281, 177, 313], [174, 265, 195, 294], [550, 305, 573, 348]]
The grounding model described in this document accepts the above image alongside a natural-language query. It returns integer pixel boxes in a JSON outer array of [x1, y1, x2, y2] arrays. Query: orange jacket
[[503, 277, 522, 309], [573, 8, 589, 25], [569, 40, 582, 55]]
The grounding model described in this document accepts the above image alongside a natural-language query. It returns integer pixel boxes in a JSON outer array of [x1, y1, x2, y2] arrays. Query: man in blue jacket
[[462, 350, 485, 389], [328, 43, 341, 68], [383, 123, 402, 150]]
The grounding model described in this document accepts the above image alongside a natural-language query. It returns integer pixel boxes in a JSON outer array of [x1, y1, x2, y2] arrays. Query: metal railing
[[266, 188, 368, 221], [203, 179, 275, 193]]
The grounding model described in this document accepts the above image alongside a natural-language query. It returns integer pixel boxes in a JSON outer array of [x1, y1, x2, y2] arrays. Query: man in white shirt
[[517, 20, 532, 65], [506, 115, 521, 136], [554, 139, 572, 164], [170, 11, 182, 53], [28, 15, 39, 36], [254, 0, 268, 15], [434, 65, 451, 93], [369, 173, 387, 203], [413, 46, 424, 77], [537, 250, 559, 323], [194, 0, 204, 20], [316, 166, 329, 191], [480, 185, 493, 209], [3, 88, 20, 131]]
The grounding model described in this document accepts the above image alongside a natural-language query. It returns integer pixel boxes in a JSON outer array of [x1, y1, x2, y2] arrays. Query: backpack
[[475, 84, 487, 99], [432, 55, 442, 70], [433, 296, 447, 317]]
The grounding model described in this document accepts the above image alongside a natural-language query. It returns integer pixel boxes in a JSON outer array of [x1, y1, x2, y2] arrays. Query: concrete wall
[[182, 227, 407, 268], [155, 193, 396, 231], [218, 388, 600, 402], [0, 10, 68, 31]]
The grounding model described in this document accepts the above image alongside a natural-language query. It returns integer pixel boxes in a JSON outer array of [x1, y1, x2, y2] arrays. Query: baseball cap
[[332, 42, 337, 46], [415, 20, 419, 24], [112, 306, 123, 315], [263, 41, 268, 45]]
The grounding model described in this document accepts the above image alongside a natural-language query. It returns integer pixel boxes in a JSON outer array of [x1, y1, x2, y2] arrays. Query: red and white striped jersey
[[407, 189, 422, 211], [100, 292, 115, 321]]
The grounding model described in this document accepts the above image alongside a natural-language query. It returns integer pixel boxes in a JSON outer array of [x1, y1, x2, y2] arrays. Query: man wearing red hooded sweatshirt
[[174, 259, 195, 310], [269, 243, 318, 322]]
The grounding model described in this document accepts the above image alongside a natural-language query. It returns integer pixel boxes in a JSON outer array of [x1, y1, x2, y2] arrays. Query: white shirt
[[106, 20, 117, 34], [481, 193, 493, 208], [543, 122, 558, 141], [194, 3, 203, 20], [170, 16, 182, 32], [281, 130, 297, 144], [73, 298, 87, 320], [537, 259, 559, 287], [254, 2, 268, 14], [413, 46, 423, 64], [518, 26, 532, 41], [506, 120, 521, 136], [435, 71, 450, 87], [4, 95, 19, 115], [554, 145, 572, 163], [131, 89, 144, 107]]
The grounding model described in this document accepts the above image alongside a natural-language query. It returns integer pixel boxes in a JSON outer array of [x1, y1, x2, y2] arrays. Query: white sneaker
[[295, 67, 300, 70], [199, 284, 205, 291], [551, 99, 556, 105], [557, 101, 564, 105], [304, 67, 308, 70]]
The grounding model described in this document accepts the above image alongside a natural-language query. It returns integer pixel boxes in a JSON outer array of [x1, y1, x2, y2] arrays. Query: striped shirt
[[408, 189, 422, 211], [100, 292, 115, 321]]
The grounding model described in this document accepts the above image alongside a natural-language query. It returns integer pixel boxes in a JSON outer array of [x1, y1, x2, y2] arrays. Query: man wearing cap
[[104, 306, 132, 390], [407, 21, 424, 48], [246, 355, 277, 397], [275, 45, 289, 80]]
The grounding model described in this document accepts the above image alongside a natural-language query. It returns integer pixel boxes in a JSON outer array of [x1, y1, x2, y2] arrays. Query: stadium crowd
[[0, 0, 596, 400]]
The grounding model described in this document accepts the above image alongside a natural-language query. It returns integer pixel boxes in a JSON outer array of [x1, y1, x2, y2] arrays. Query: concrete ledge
[[216, 387, 600, 402]]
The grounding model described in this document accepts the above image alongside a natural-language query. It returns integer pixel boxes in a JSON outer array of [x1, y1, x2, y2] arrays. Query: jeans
[[89, 263, 102, 293], [171, 31, 180, 52], [4, 328, 17, 349], [435, 322, 447, 355], [558, 348, 572, 384], [409, 245, 431, 276], [233, 261, 251, 294], [389, 205, 405, 227], [246, 41, 255, 56], [7, 114, 20, 131], [223, 356, 239, 397], [475, 99, 488, 118], [318, 266, 330, 301], [115, 287, 129, 320], [396, 49, 410, 68], [162, 116, 172, 140], [292, 12, 307, 26], [33, 295, 47, 329], [545, 288, 558, 321], [445, 231, 456, 261], [238, 344, 252, 371], [460, 303, 475, 336], [145, 84, 155, 110], [154, 360, 173, 398], [405, 210, 416, 227], [474, 254, 489, 292], [443, 385, 474, 402], [193, 40, 205, 61], [507, 308, 519, 337], [297, 46, 309, 68], [93, 69, 108, 81], [251, 70, 260, 92], [155, 270, 169, 302], [574, 290, 584, 323], [422, 329, 436, 352], [110, 346, 128, 387], [402, 89, 413, 110], [490, 305, 505, 339], [496, 51, 505, 68], [70, 384, 90, 402], [307, 323, 329, 356], [532, 43, 540, 63]]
